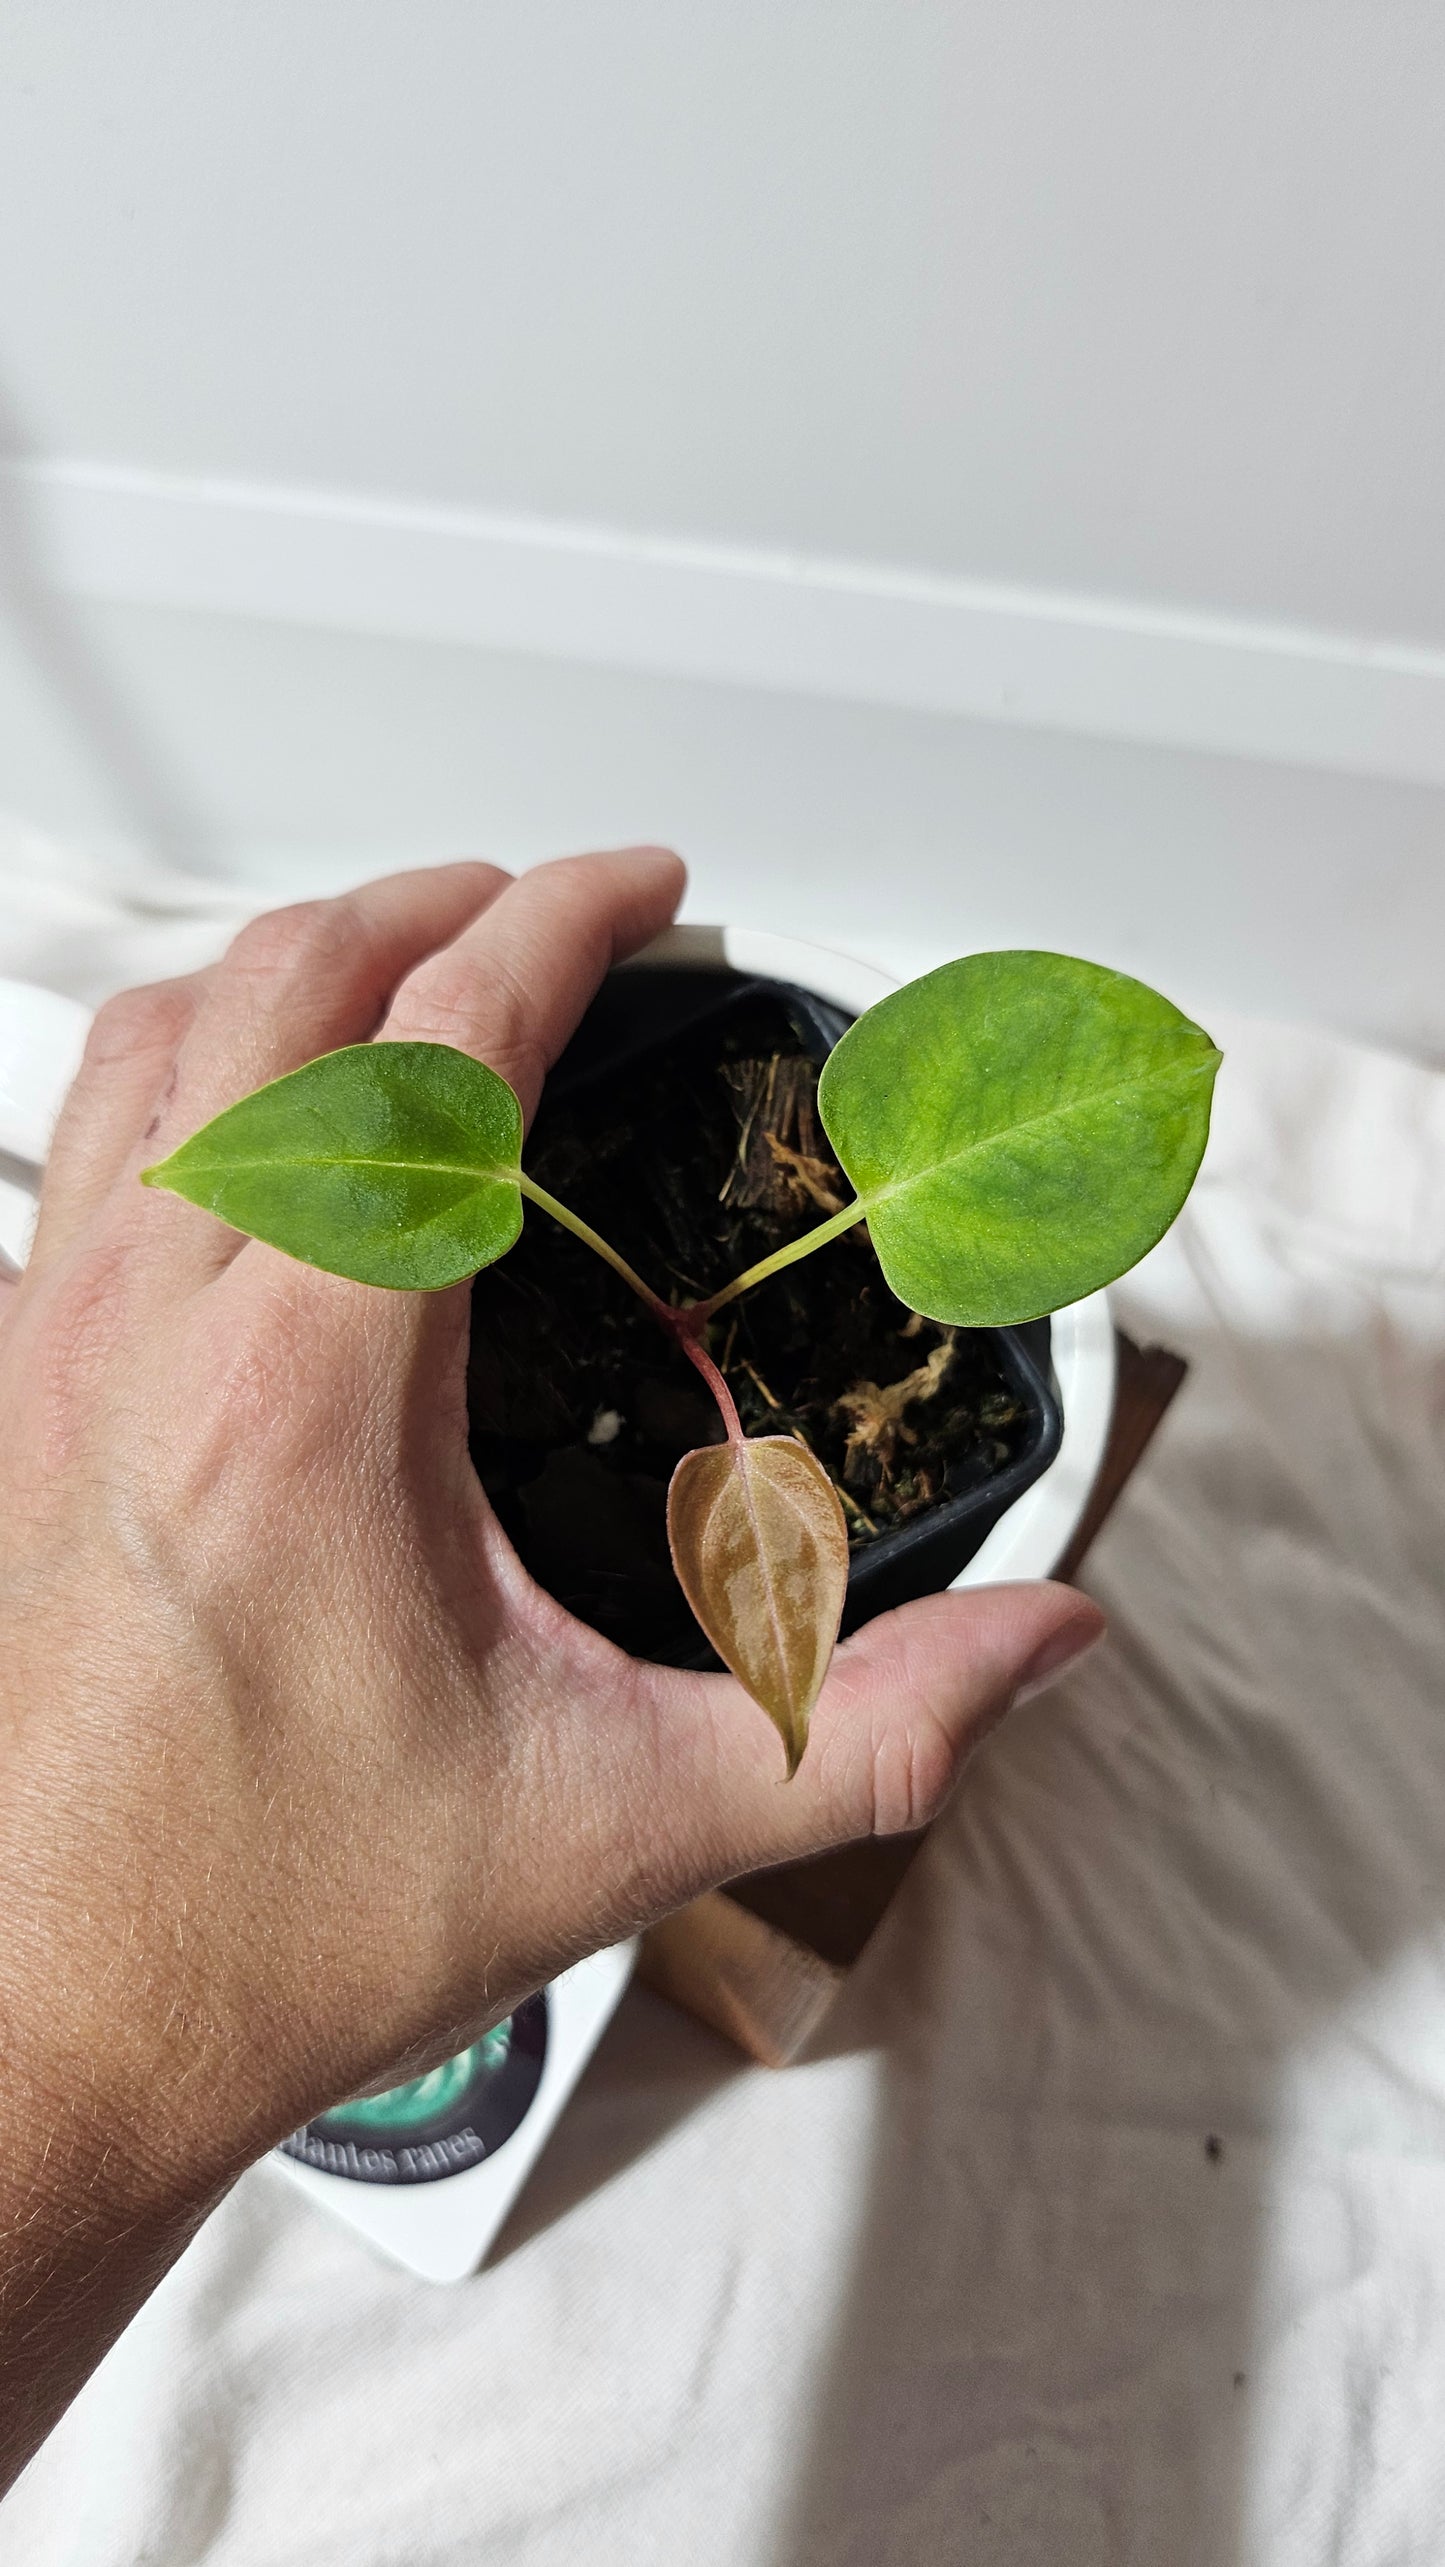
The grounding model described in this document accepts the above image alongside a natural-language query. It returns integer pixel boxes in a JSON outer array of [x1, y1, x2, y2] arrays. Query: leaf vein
[[172, 1154, 516, 1181], [855, 1057, 1215, 1209]]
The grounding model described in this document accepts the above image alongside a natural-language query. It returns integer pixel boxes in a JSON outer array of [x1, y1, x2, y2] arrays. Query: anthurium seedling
[[144, 951, 1219, 1772]]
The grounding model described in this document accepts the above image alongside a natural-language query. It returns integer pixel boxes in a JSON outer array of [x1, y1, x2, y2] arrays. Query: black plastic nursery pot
[[465, 962, 1063, 1670]]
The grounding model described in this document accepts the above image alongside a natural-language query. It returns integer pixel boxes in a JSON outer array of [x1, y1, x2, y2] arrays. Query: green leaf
[[142, 1042, 524, 1289], [816, 952, 1220, 1325]]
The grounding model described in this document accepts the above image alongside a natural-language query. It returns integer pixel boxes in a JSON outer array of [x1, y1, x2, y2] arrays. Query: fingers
[[206, 848, 684, 1374], [154, 862, 514, 1156], [630, 1582, 1106, 1905], [382, 848, 686, 1123], [122, 863, 512, 1285]]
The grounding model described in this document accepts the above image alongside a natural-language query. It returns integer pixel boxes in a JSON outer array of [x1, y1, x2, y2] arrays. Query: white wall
[[6, 0, 1444, 638], [1, 2, 1443, 1046]]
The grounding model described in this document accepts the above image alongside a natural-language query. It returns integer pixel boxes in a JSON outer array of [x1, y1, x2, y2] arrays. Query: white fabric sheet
[[3, 818, 1445, 2565]]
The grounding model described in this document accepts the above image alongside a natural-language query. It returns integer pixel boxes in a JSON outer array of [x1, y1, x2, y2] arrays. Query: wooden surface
[[638, 1330, 1187, 2063], [641, 1893, 846, 2071], [1053, 1336, 1187, 1583]]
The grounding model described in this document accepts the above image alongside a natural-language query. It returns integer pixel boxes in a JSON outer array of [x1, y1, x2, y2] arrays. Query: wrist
[[0, 1832, 289, 2225], [0, 1670, 310, 2206], [0, 1950, 227, 2232], [0, 1968, 238, 2495]]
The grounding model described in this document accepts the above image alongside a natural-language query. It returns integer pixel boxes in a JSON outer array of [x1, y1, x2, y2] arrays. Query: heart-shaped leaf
[[817, 951, 1219, 1325], [667, 1435, 849, 1775], [143, 1041, 524, 1288]]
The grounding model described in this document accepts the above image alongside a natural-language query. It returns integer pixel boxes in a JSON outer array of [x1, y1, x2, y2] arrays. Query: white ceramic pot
[[624, 924, 1117, 1587], [0, 976, 91, 1272]]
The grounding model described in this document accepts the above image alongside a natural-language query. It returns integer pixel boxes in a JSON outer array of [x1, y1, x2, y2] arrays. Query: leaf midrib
[[170, 1150, 518, 1182], [850, 1054, 1214, 1213], [734, 1447, 798, 1720]]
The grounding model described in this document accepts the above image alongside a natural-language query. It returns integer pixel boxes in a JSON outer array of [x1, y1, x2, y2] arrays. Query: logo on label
[[279, 1993, 548, 2185]]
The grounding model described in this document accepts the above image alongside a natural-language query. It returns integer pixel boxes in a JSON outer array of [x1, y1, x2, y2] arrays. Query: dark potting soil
[[466, 987, 1032, 1667]]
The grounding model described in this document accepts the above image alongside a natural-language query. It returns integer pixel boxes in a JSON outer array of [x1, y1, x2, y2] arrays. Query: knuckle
[[532, 865, 614, 961], [224, 898, 359, 985], [487, 1031, 549, 1111], [403, 953, 546, 1102], [866, 1700, 958, 1837], [444, 858, 512, 904], [609, 1789, 697, 1925], [394, 954, 478, 1038], [538, 853, 605, 904], [82, 980, 194, 1073]]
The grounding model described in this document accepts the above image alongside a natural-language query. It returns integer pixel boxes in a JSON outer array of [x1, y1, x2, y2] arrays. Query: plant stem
[[518, 1165, 860, 1447], [517, 1173, 672, 1319], [677, 1330, 745, 1442], [518, 1169, 747, 1442], [691, 1196, 866, 1321]]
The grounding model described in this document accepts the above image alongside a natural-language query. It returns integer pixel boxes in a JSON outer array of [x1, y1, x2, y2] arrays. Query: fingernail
[[1013, 1614, 1106, 1705]]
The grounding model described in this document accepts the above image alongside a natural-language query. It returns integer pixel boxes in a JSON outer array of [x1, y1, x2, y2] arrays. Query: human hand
[[0, 851, 1100, 2474]]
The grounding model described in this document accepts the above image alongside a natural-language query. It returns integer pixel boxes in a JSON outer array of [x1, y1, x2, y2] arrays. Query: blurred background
[[0, 1, 1442, 1043]]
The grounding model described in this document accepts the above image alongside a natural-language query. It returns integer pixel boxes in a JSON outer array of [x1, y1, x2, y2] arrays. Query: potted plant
[[145, 928, 1218, 1772]]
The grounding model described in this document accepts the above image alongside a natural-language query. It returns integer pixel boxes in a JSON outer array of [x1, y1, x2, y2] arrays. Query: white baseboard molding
[[5, 456, 1445, 789]]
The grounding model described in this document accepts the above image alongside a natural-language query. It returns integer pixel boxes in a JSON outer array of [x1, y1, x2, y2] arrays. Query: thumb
[[645, 1581, 1105, 1898]]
